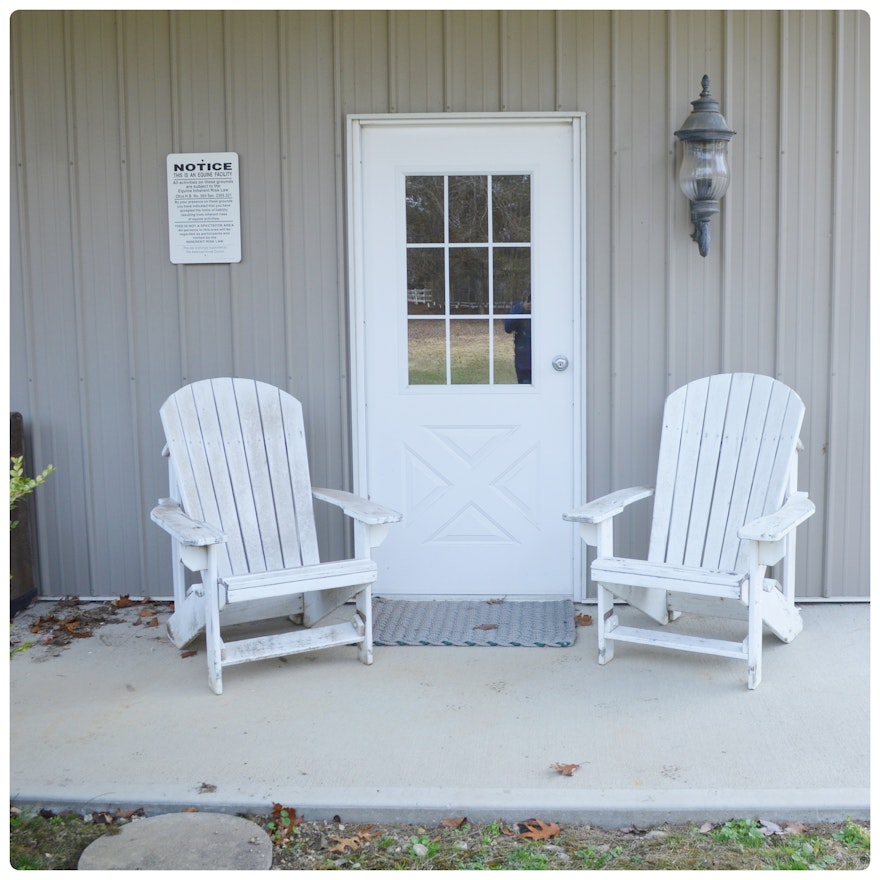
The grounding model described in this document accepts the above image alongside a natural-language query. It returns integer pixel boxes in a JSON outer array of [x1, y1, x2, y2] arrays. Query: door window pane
[[499, 306, 531, 385], [449, 247, 488, 314], [492, 175, 531, 242], [408, 319, 447, 385], [493, 319, 521, 385], [406, 176, 445, 243], [406, 173, 531, 386], [493, 247, 530, 313], [407, 248, 445, 315], [448, 176, 488, 243], [450, 320, 490, 385]]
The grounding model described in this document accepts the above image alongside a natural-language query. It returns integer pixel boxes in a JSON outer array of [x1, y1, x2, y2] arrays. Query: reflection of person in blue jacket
[[504, 294, 532, 384]]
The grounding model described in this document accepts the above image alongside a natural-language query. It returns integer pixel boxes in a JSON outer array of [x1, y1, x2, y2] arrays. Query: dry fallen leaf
[[550, 762, 581, 776], [112, 595, 134, 608], [620, 825, 646, 835], [180, 649, 197, 659], [146, 616, 159, 627], [575, 613, 593, 626], [139, 607, 157, 617], [441, 817, 467, 828], [518, 819, 561, 840], [329, 829, 373, 853], [329, 836, 363, 853]]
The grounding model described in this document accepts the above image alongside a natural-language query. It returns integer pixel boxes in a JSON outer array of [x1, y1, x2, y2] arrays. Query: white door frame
[[346, 112, 588, 600]]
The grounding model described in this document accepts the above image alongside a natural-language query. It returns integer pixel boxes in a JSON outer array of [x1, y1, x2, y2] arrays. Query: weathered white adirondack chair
[[564, 373, 814, 689], [151, 378, 401, 694]]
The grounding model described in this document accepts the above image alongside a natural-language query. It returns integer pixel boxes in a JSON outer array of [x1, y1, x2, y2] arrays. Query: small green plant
[[576, 843, 622, 868], [711, 818, 767, 848], [10, 639, 34, 657], [266, 804, 302, 848], [770, 836, 838, 870], [834, 819, 870, 850], [503, 842, 551, 870], [410, 834, 440, 858], [10, 455, 54, 529]]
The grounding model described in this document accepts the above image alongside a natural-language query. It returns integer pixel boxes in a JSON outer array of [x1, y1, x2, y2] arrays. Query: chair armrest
[[738, 492, 815, 543], [563, 487, 654, 525], [312, 488, 402, 525], [150, 499, 227, 546]]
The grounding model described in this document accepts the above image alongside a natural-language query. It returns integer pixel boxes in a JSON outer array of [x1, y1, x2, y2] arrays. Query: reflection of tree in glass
[[493, 247, 530, 312], [405, 174, 531, 317], [493, 175, 531, 242], [450, 247, 488, 313], [407, 248, 444, 312], [449, 176, 488, 243], [406, 176, 444, 243]]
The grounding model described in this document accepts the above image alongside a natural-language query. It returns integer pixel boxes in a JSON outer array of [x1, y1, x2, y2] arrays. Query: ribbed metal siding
[[9, 10, 868, 599]]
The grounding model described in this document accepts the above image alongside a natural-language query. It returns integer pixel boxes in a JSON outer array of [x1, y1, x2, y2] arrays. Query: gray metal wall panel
[[11, 12, 93, 595], [9, 10, 869, 600], [822, 10, 871, 597]]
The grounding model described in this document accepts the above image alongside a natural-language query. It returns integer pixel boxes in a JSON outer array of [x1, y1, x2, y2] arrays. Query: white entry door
[[348, 114, 585, 599]]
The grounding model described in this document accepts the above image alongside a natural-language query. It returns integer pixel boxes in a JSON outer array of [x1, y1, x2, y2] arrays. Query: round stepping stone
[[78, 812, 273, 870]]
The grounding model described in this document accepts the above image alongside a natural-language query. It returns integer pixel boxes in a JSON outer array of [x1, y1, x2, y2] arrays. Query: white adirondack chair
[[564, 373, 815, 689], [151, 378, 401, 694]]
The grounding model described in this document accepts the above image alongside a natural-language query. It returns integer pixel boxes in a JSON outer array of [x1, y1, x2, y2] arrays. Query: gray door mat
[[372, 598, 576, 647]]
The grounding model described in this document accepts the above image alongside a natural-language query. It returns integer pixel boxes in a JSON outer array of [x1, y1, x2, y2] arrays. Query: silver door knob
[[552, 355, 569, 372]]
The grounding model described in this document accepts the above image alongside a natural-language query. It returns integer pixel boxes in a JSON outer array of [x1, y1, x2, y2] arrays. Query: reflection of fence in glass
[[405, 173, 531, 386], [408, 319, 521, 386]]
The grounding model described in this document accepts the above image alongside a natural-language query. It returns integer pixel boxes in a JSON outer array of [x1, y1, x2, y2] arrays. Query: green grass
[[9, 809, 870, 871]]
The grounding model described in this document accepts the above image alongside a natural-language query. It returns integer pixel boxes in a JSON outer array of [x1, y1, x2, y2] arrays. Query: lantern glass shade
[[678, 140, 731, 202]]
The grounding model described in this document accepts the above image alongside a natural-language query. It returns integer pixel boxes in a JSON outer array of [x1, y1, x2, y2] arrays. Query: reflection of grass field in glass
[[408, 320, 520, 385]]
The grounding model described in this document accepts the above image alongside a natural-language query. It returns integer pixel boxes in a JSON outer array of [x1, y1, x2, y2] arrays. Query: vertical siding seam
[[821, 10, 844, 598], [442, 11, 451, 112], [553, 9, 562, 110], [115, 12, 150, 586], [554, 10, 561, 110], [664, 11, 675, 394], [387, 11, 397, 112], [63, 11, 99, 594], [333, 11, 354, 505], [277, 14, 295, 390], [222, 11, 240, 376], [499, 10, 508, 111], [609, 10, 619, 480], [168, 13, 189, 382], [720, 10, 733, 373], [773, 11, 789, 381]]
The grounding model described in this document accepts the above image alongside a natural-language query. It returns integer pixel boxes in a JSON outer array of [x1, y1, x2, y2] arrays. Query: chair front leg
[[597, 582, 616, 665], [203, 545, 224, 695], [747, 550, 766, 690], [356, 585, 373, 666]]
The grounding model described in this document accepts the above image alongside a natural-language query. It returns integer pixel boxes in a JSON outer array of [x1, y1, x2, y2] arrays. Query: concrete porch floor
[[9, 600, 870, 828]]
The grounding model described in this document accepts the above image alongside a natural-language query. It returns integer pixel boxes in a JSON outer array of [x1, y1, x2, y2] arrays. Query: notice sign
[[167, 152, 241, 264]]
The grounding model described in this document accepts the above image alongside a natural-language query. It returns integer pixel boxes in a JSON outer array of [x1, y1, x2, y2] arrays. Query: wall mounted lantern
[[674, 75, 736, 257]]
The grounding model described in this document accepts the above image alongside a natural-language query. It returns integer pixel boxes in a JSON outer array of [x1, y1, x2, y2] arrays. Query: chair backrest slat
[[160, 378, 320, 577], [648, 373, 804, 574]]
